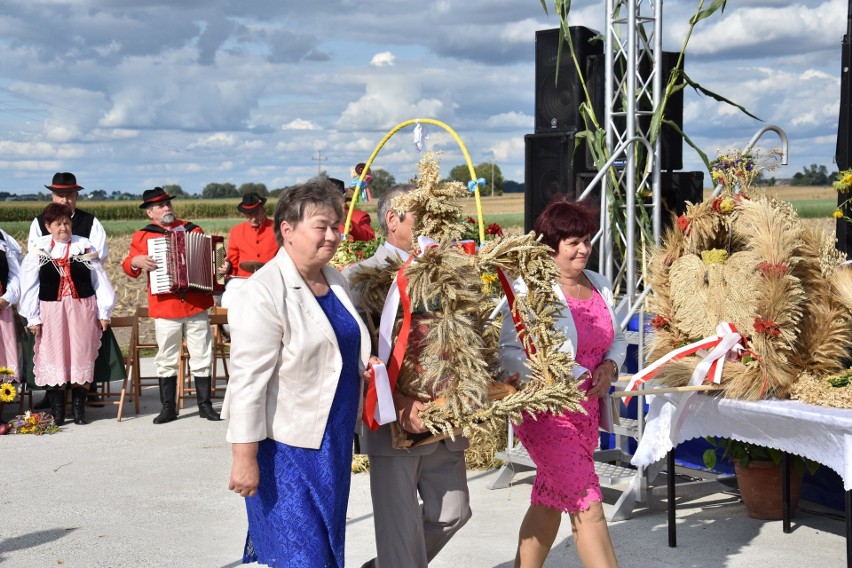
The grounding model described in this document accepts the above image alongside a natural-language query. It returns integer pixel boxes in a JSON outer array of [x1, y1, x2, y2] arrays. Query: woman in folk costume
[[0, 227, 23, 382], [19, 203, 115, 426]]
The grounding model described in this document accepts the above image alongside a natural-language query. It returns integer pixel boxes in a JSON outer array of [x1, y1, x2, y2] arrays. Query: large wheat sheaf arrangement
[[349, 152, 583, 440], [648, 186, 852, 404]]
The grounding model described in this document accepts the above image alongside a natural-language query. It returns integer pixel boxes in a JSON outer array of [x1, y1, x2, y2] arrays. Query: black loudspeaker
[[659, 171, 704, 221], [535, 27, 603, 133], [836, 25, 852, 253], [524, 131, 585, 232], [586, 51, 684, 171], [836, 30, 852, 170]]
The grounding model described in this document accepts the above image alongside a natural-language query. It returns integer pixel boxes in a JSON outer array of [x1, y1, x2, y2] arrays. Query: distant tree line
[[3, 161, 527, 202], [789, 164, 833, 186]]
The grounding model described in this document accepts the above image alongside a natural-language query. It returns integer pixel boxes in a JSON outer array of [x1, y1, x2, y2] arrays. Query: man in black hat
[[330, 177, 375, 242], [218, 192, 278, 279], [28, 172, 108, 262], [121, 188, 220, 424], [30, 172, 109, 410]]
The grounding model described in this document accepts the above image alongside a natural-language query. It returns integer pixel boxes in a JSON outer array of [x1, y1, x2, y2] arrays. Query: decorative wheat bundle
[[349, 152, 584, 442], [644, 150, 852, 404]]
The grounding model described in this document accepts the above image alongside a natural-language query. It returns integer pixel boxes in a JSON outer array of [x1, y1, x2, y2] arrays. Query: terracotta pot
[[734, 460, 803, 520]]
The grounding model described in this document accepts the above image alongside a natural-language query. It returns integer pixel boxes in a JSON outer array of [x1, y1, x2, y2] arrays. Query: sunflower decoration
[[0, 366, 16, 403], [0, 381, 16, 403], [348, 151, 584, 446], [642, 148, 852, 405]]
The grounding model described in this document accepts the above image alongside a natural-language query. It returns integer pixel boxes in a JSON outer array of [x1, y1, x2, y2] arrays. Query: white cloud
[[241, 140, 265, 150], [0, 0, 842, 194], [485, 111, 532, 129], [370, 51, 395, 67], [0, 140, 56, 157], [45, 125, 80, 143], [0, 160, 58, 171], [189, 133, 237, 149], [688, 1, 843, 57], [91, 128, 139, 140], [282, 119, 320, 130]]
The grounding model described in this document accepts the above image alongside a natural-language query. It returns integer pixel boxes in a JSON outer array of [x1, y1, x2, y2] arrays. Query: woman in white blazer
[[223, 179, 375, 568], [499, 199, 624, 568]]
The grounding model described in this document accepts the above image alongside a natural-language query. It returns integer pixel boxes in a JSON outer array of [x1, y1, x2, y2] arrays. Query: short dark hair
[[534, 198, 598, 251], [376, 184, 415, 234], [43, 203, 73, 226], [273, 178, 344, 246]]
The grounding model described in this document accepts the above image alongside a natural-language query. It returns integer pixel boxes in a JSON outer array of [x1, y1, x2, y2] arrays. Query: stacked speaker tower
[[525, 27, 703, 233], [835, 3, 852, 254]]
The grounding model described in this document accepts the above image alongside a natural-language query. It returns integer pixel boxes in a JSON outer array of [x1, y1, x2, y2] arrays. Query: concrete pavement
[[0, 376, 847, 568]]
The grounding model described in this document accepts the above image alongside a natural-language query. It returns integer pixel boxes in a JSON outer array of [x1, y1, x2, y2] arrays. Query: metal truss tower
[[598, 0, 664, 322]]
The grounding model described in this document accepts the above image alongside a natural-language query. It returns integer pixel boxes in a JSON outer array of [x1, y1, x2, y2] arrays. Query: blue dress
[[243, 289, 361, 567]]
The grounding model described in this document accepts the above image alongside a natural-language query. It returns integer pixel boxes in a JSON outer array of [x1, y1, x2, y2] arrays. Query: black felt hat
[[328, 178, 346, 194], [237, 192, 267, 214], [139, 187, 174, 209], [44, 172, 84, 193]]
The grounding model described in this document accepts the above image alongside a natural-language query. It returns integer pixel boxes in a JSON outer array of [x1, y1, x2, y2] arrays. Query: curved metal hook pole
[[711, 124, 789, 197], [576, 135, 656, 203]]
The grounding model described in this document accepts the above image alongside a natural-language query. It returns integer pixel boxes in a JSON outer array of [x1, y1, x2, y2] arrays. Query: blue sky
[[0, 0, 844, 195]]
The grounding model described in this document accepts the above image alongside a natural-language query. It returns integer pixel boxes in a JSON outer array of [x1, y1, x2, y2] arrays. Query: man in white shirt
[[28, 173, 108, 263], [344, 185, 471, 568]]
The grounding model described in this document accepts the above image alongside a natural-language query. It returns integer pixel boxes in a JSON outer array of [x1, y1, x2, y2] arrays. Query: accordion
[[147, 231, 226, 295]]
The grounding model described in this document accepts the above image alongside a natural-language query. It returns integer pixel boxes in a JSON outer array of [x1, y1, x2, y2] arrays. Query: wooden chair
[[12, 313, 33, 412], [209, 307, 230, 398], [16, 382, 33, 413], [177, 339, 192, 410], [111, 315, 138, 421], [122, 307, 168, 418]]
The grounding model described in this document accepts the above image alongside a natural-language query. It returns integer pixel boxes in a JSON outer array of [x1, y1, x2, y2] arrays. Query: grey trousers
[[368, 441, 472, 568]]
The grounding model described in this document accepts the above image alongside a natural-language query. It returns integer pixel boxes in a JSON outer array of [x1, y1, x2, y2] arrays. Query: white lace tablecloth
[[631, 394, 852, 491]]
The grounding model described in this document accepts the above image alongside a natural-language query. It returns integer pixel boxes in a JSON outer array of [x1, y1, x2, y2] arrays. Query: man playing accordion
[[122, 187, 221, 424]]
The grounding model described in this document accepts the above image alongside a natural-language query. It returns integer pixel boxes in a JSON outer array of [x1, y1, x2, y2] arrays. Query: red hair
[[534, 198, 598, 251], [43, 203, 73, 226]]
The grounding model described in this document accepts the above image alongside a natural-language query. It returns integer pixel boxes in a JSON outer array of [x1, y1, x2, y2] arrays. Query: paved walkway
[[1, 375, 847, 567]]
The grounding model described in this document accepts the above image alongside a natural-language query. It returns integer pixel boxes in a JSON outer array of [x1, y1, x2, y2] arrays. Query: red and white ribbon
[[362, 236, 440, 431], [624, 322, 745, 405], [495, 268, 536, 359], [362, 257, 412, 431]]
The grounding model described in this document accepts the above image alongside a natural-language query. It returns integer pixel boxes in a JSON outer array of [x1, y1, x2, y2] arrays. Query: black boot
[[194, 376, 221, 421], [33, 392, 50, 410], [47, 388, 66, 426], [71, 387, 89, 425], [152, 377, 178, 424]]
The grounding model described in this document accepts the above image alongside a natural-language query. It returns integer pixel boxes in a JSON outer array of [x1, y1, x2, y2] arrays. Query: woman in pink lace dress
[[499, 199, 626, 568]]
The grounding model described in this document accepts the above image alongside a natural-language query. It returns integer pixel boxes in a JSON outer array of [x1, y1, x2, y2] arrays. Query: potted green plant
[[703, 437, 819, 520]]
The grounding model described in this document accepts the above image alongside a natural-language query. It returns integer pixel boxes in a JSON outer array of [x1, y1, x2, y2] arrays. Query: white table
[[631, 394, 852, 567]]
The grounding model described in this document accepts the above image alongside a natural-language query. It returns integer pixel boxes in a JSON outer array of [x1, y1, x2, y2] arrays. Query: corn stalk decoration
[[540, 0, 759, 271]]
